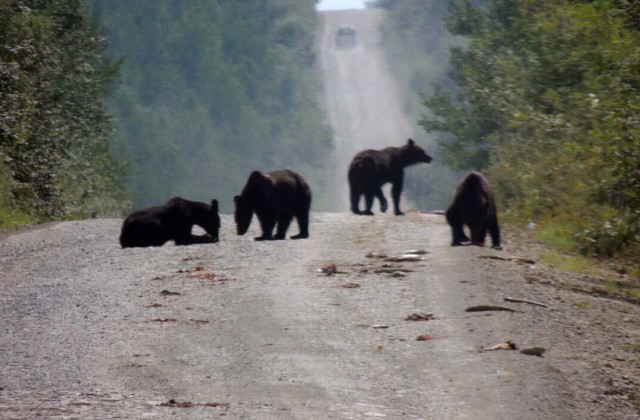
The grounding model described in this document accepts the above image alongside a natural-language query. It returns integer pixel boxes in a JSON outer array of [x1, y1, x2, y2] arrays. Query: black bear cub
[[348, 138, 432, 216], [445, 172, 501, 249], [234, 169, 311, 241], [120, 197, 220, 248]]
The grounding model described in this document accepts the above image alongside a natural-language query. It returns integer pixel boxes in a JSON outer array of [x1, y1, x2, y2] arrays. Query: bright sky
[[316, 0, 366, 11]]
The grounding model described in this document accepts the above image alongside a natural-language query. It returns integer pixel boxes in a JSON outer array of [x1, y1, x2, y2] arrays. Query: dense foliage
[[0, 0, 129, 225], [85, 0, 332, 212], [374, 0, 465, 210], [420, 0, 640, 256]]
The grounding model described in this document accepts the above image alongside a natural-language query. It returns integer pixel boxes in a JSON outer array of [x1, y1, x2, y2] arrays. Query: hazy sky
[[316, 0, 366, 11]]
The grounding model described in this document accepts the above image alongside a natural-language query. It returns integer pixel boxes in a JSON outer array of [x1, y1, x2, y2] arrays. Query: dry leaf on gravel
[[405, 312, 436, 321], [416, 334, 434, 341], [466, 305, 516, 312], [160, 290, 181, 296], [150, 318, 177, 323], [520, 347, 546, 357], [341, 282, 360, 288]]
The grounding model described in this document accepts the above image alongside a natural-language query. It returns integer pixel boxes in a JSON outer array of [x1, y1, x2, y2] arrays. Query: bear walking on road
[[234, 169, 311, 241], [348, 139, 432, 216], [119, 197, 220, 248], [445, 172, 501, 249]]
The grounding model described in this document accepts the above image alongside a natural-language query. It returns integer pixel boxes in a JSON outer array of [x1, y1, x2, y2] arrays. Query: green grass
[[0, 208, 35, 232], [532, 223, 580, 253], [537, 249, 600, 275], [573, 300, 591, 310]]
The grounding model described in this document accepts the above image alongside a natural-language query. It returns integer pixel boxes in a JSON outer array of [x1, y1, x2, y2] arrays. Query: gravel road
[[0, 213, 580, 419], [318, 9, 417, 212], [1, 7, 638, 420]]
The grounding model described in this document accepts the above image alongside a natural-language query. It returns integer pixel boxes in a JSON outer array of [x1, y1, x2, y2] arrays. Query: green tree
[[0, 0, 128, 223], [86, 0, 332, 212]]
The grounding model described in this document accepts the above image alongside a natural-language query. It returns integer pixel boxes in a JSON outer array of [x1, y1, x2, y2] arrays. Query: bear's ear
[[407, 138, 415, 147], [211, 199, 218, 212], [234, 195, 241, 205]]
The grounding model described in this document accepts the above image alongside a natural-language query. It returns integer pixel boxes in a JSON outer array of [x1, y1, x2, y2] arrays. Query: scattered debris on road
[[160, 290, 181, 296], [479, 340, 518, 352], [479, 255, 536, 264], [150, 318, 177, 323], [520, 347, 546, 357], [416, 334, 434, 341], [160, 399, 229, 409], [466, 305, 517, 312], [503, 297, 548, 308], [340, 282, 360, 288], [385, 254, 425, 262], [405, 312, 436, 321]]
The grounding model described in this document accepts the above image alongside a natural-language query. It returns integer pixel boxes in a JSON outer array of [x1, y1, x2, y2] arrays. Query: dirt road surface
[[1, 214, 639, 419], [1, 7, 639, 420], [318, 9, 418, 212]]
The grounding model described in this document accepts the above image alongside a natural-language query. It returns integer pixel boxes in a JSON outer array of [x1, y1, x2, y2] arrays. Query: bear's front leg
[[391, 179, 404, 215], [255, 214, 276, 241]]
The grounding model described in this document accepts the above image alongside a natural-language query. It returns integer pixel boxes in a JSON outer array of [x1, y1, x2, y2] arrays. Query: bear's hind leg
[[291, 208, 310, 239], [363, 191, 375, 216], [275, 214, 293, 240], [375, 188, 388, 213]]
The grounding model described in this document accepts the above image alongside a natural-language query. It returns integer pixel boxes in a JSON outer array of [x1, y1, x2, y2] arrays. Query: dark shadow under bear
[[120, 197, 220, 248], [348, 138, 432, 216], [234, 169, 311, 241], [445, 172, 501, 249]]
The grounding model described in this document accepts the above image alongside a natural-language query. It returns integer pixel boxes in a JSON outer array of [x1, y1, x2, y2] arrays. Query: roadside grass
[[513, 221, 640, 300], [0, 208, 34, 233]]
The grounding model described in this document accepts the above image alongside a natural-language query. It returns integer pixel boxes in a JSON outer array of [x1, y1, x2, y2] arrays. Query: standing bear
[[445, 172, 501, 249], [234, 169, 311, 241], [348, 138, 432, 215], [120, 197, 220, 248]]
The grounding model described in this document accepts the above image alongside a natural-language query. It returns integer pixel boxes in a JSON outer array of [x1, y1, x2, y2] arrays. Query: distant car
[[335, 25, 356, 49]]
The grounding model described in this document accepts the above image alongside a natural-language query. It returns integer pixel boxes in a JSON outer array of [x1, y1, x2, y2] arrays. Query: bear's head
[[402, 138, 433, 165], [203, 199, 221, 242], [234, 195, 253, 235]]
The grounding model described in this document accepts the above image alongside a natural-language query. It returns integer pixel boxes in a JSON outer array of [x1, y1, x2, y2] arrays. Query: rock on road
[[0, 214, 571, 419]]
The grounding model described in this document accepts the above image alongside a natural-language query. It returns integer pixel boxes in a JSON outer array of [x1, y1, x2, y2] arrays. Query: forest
[[0, 0, 129, 224], [84, 0, 332, 212], [380, 0, 640, 258]]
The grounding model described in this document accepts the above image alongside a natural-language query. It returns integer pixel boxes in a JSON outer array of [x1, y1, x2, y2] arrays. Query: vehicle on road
[[335, 24, 356, 48]]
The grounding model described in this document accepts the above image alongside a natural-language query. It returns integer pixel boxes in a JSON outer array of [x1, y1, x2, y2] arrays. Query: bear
[[445, 171, 501, 249], [234, 169, 311, 241], [348, 138, 432, 216], [119, 197, 220, 248]]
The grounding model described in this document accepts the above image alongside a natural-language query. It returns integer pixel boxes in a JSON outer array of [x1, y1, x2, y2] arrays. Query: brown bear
[[119, 197, 220, 248], [234, 169, 311, 241], [445, 172, 501, 249], [348, 138, 432, 215]]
